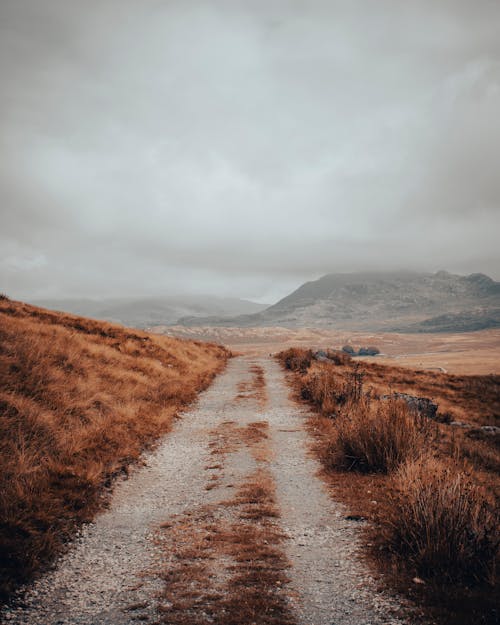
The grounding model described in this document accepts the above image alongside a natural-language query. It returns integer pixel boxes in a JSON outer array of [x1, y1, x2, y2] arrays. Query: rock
[[450, 420, 472, 428], [313, 350, 329, 362], [382, 392, 438, 419], [466, 426, 500, 442], [342, 345, 356, 355], [412, 577, 426, 585], [480, 425, 500, 434], [358, 346, 380, 356]]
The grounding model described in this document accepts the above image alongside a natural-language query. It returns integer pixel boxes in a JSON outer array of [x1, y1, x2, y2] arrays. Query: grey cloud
[[0, 0, 499, 302]]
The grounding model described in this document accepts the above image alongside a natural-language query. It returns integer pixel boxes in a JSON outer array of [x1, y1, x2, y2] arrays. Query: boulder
[[313, 350, 329, 362], [342, 345, 356, 355], [480, 425, 500, 435], [358, 346, 380, 356], [382, 392, 438, 420]]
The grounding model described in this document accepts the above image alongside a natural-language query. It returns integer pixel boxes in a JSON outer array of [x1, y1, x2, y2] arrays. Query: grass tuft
[[378, 456, 498, 585], [327, 398, 435, 473], [278, 347, 313, 372]]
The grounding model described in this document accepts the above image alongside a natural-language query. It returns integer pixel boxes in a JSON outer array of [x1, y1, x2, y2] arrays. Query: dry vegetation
[[381, 457, 498, 586], [0, 297, 229, 601], [235, 364, 267, 404], [154, 325, 500, 375], [278, 347, 500, 625], [156, 470, 293, 625], [325, 397, 436, 474], [154, 415, 294, 625]]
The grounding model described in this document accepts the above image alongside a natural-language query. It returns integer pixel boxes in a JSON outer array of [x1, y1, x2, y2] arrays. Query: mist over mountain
[[178, 271, 500, 332], [31, 296, 267, 329]]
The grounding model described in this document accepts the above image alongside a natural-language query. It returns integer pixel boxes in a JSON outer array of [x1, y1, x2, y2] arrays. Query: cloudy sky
[[1, 0, 499, 303]]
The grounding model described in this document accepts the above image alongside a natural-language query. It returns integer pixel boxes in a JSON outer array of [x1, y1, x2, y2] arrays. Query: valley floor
[[153, 326, 500, 375], [1, 357, 411, 625]]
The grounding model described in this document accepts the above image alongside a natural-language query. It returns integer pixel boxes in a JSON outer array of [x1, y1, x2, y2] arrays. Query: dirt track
[[2, 357, 408, 625]]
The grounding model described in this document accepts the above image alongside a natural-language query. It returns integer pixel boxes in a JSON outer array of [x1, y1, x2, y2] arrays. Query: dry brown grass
[[156, 326, 500, 375], [277, 347, 500, 625], [279, 347, 314, 373], [378, 456, 498, 585], [326, 397, 436, 473], [235, 364, 267, 404], [352, 360, 500, 427], [156, 441, 294, 624], [0, 298, 229, 601], [281, 349, 500, 427], [155, 407, 293, 625]]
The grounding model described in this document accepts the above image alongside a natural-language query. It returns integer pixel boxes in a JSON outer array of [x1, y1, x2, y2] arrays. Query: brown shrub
[[326, 398, 435, 473], [324, 349, 352, 366], [378, 456, 499, 585], [277, 347, 313, 372], [300, 366, 342, 414], [299, 362, 365, 414]]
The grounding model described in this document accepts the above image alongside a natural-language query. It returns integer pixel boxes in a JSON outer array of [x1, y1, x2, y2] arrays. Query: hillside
[[0, 296, 229, 600], [178, 271, 500, 332], [31, 295, 267, 329]]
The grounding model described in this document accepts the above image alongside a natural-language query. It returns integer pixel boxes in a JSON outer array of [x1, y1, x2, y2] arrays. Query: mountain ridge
[[30, 295, 267, 329], [178, 271, 500, 332]]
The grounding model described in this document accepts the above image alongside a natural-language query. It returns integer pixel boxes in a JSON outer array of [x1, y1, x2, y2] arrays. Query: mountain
[[178, 271, 500, 332], [30, 295, 267, 329], [399, 308, 500, 333]]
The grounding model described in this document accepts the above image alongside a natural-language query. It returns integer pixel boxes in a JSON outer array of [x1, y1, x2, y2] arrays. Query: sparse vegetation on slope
[[277, 348, 499, 625], [0, 298, 229, 601]]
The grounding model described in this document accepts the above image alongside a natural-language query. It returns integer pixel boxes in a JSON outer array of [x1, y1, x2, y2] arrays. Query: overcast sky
[[1, 0, 499, 303]]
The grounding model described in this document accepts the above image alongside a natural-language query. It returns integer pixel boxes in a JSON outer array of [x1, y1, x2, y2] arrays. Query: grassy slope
[[0, 297, 229, 601], [278, 348, 499, 625]]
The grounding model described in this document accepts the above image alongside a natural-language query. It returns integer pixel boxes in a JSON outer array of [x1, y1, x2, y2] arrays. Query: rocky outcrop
[[342, 345, 380, 356], [382, 392, 438, 420], [358, 347, 380, 356]]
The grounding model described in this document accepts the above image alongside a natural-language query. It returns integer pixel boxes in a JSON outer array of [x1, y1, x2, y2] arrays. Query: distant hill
[[178, 271, 500, 332], [30, 295, 267, 329]]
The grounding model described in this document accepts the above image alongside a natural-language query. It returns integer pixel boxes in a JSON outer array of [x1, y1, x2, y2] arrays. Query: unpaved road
[[2, 357, 408, 625]]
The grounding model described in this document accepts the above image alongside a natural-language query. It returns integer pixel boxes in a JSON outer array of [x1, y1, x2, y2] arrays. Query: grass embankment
[[278, 347, 499, 625], [0, 296, 229, 601]]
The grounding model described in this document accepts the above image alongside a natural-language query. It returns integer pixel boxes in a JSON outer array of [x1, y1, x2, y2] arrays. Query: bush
[[326, 398, 434, 473], [278, 348, 313, 372], [300, 366, 344, 413], [379, 456, 499, 584], [325, 349, 352, 366], [300, 363, 365, 414]]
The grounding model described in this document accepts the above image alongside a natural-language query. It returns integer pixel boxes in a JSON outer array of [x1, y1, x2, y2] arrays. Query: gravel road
[[2, 356, 410, 625]]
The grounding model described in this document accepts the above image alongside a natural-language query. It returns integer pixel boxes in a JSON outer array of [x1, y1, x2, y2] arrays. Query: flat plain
[[152, 325, 500, 375]]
